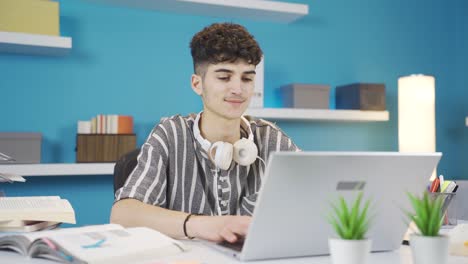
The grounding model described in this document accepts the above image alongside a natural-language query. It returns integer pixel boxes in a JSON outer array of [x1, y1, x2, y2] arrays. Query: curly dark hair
[[190, 23, 263, 75]]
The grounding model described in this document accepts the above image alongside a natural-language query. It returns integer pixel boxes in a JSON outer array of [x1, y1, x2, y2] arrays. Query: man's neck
[[200, 111, 241, 145]]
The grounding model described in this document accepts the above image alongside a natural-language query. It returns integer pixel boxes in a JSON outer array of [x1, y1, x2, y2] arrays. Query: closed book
[[100, 114, 104, 134], [91, 117, 97, 134], [118, 116, 133, 134], [96, 115, 101, 134], [0, 0, 60, 36], [111, 115, 118, 134], [97, 114, 104, 134]]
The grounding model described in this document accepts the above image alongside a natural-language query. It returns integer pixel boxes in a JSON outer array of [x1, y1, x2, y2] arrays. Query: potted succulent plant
[[328, 192, 372, 264], [405, 191, 449, 264]]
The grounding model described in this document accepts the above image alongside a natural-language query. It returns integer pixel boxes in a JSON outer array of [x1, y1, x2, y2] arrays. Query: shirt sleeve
[[114, 123, 169, 207]]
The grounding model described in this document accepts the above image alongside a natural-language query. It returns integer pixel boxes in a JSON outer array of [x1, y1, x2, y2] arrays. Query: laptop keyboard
[[218, 240, 244, 252]]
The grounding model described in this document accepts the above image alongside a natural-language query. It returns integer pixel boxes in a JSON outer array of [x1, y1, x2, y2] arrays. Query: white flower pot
[[328, 238, 372, 264], [410, 234, 449, 264]]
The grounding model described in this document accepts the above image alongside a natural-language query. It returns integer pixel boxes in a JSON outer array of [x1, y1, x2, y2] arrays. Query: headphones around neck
[[193, 113, 258, 170]]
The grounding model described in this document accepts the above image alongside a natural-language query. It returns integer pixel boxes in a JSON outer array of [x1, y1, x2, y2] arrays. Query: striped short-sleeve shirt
[[115, 113, 299, 216]]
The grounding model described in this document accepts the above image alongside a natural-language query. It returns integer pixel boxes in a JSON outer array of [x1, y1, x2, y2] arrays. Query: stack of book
[[0, 0, 60, 36], [0, 196, 76, 232], [78, 115, 134, 135]]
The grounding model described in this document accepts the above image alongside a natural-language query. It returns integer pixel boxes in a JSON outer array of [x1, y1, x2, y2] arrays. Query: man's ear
[[191, 74, 203, 96]]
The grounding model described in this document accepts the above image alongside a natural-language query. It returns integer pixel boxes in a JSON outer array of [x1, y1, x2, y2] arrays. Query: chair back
[[113, 148, 140, 194]]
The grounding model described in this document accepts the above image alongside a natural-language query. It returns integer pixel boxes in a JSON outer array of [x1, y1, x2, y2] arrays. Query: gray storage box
[[281, 84, 330, 109], [0, 133, 42, 164], [335, 83, 386, 110]]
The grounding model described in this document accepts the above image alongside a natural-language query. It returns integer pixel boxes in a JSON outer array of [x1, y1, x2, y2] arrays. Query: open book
[[0, 224, 188, 264], [0, 196, 76, 232]]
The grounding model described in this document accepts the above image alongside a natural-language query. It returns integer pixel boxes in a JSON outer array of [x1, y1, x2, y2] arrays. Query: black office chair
[[113, 148, 140, 194]]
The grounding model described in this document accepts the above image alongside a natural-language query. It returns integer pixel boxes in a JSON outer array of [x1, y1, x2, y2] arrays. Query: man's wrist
[[187, 214, 206, 239], [183, 214, 196, 239], [186, 214, 207, 239]]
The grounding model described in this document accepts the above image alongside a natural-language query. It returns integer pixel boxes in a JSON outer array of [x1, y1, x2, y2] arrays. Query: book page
[[0, 218, 64, 255], [0, 235, 32, 255], [23, 224, 124, 242], [41, 227, 187, 264], [0, 196, 75, 224]]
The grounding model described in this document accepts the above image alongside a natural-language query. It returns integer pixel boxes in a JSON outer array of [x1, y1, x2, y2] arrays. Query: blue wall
[[1, 0, 466, 226], [441, 0, 468, 180]]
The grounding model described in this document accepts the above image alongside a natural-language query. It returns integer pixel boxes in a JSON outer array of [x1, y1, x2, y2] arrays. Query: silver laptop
[[210, 151, 442, 261]]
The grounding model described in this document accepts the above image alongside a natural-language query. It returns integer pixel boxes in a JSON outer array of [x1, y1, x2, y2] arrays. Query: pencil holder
[[430, 192, 457, 226]]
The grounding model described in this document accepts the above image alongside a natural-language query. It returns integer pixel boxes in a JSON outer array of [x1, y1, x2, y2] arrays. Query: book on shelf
[[85, 115, 133, 135], [0, 196, 76, 232], [0, 224, 188, 264]]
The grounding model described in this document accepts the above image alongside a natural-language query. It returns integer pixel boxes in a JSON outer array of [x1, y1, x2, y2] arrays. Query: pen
[[430, 178, 440, 193], [439, 175, 444, 192]]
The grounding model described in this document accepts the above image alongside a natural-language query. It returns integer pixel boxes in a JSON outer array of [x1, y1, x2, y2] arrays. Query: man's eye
[[218, 77, 230, 81], [243, 78, 253, 82]]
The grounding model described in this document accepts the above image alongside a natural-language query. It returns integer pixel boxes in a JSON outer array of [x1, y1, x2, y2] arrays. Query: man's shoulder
[[147, 114, 197, 140], [244, 115, 282, 132], [156, 113, 197, 129]]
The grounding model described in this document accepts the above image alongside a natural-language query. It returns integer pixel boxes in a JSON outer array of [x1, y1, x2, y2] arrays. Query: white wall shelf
[[0, 31, 72, 56], [92, 0, 309, 23], [0, 163, 114, 177], [246, 108, 390, 122]]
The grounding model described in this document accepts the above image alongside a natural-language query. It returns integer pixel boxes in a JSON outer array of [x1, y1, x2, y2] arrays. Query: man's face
[[192, 60, 256, 120]]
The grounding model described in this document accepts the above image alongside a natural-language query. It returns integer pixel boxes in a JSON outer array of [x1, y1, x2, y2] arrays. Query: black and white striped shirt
[[115, 113, 299, 216]]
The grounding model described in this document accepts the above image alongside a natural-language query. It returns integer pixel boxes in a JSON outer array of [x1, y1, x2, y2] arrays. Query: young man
[[111, 23, 299, 243]]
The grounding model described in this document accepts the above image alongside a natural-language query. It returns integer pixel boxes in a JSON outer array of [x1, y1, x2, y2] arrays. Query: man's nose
[[229, 78, 242, 94]]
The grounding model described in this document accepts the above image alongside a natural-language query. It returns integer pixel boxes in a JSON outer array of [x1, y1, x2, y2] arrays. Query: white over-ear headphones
[[193, 113, 258, 170]]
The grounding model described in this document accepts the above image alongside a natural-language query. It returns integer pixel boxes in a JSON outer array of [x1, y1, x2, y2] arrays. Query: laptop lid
[[240, 151, 442, 261]]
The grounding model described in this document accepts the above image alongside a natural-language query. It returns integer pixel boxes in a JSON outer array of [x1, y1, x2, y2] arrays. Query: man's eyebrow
[[214, 69, 233, 73], [213, 69, 256, 75]]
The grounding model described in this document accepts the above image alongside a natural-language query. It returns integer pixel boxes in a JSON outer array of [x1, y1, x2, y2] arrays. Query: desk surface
[[1, 240, 467, 264]]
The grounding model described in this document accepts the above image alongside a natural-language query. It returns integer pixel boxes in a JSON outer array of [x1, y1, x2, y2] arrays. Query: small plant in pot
[[328, 192, 372, 264], [405, 191, 449, 264]]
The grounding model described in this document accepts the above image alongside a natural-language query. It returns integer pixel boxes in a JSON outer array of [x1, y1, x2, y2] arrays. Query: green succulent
[[405, 191, 444, 236], [328, 192, 371, 240]]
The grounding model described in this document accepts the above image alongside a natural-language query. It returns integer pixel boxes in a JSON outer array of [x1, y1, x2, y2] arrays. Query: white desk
[[1, 241, 466, 264]]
